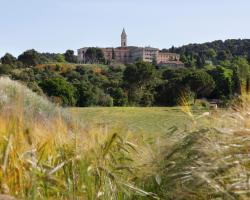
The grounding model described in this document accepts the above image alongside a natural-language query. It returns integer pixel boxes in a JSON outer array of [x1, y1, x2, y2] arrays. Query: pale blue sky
[[0, 0, 250, 57]]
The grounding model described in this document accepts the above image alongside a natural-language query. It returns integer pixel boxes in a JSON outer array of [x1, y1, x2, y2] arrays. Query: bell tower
[[121, 28, 127, 47]]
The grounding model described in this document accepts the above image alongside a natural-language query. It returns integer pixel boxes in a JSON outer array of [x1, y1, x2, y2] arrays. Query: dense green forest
[[167, 39, 250, 68], [0, 39, 250, 107]]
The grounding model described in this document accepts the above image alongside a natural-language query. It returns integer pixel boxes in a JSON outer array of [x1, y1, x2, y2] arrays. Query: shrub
[[74, 81, 99, 106], [98, 94, 113, 107], [39, 77, 76, 106], [0, 64, 13, 75], [108, 87, 128, 106]]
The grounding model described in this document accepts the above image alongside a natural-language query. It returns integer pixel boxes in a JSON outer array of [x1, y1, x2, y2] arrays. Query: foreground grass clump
[[155, 98, 250, 200], [0, 78, 159, 199]]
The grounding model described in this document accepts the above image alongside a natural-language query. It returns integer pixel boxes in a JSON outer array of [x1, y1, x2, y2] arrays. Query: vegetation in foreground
[[0, 77, 159, 200], [0, 77, 250, 199]]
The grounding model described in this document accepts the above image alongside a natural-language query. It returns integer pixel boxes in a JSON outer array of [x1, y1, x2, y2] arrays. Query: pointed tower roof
[[121, 28, 127, 36]]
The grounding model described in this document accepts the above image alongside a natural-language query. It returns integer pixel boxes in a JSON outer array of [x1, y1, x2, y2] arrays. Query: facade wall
[[129, 47, 144, 62], [102, 48, 113, 61], [156, 52, 180, 65], [114, 48, 130, 63], [77, 47, 183, 66], [77, 47, 88, 63], [77, 29, 183, 67], [143, 47, 158, 62]]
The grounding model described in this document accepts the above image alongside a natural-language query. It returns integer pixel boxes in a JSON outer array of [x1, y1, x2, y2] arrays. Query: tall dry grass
[[1, 77, 250, 200], [154, 95, 250, 200], [0, 77, 159, 200]]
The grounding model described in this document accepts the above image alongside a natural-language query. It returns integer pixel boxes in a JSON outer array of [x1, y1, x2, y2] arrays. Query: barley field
[[0, 77, 250, 200]]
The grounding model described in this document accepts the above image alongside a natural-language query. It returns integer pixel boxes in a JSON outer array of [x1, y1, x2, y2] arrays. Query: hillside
[[167, 39, 250, 68], [0, 77, 60, 121]]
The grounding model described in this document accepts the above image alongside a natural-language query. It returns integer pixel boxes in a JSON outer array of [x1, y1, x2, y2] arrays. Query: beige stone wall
[[129, 47, 144, 62], [102, 48, 113, 61], [157, 52, 180, 64], [77, 29, 183, 66], [77, 47, 89, 63], [114, 48, 130, 63], [102, 47, 131, 63], [143, 47, 158, 62], [77, 47, 183, 67]]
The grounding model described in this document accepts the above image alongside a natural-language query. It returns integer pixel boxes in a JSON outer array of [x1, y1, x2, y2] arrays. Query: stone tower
[[121, 28, 127, 47]]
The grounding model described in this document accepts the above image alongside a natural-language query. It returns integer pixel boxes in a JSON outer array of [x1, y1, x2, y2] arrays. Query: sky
[[0, 0, 250, 57]]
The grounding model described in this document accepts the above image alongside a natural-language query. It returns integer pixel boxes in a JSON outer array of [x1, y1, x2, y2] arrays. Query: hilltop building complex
[[77, 29, 184, 67]]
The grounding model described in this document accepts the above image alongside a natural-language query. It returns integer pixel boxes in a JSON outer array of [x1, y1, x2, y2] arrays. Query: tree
[[55, 54, 66, 63], [196, 52, 206, 68], [140, 90, 155, 106], [123, 61, 155, 87], [247, 51, 250, 63], [74, 81, 99, 106], [123, 61, 155, 105], [231, 57, 250, 81], [1, 53, 17, 66], [231, 68, 242, 95], [207, 48, 217, 61], [183, 70, 215, 100], [155, 80, 193, 106], [85, 48, 105, 64], [64, 50, 77, 63], [108, 87, 128, 106], [0, 64, 13, 75], [217, 50, 231, 61], [112, 48, 116, 60], [152, 58, 157, 66], [207, 66, 234, 98], [18, 49, 43, 67], [180, 54, 196, 68], [39, 77, 76, 106], [246, 76, 250, 94]]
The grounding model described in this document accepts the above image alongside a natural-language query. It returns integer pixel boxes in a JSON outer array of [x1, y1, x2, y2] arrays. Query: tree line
[[0, 39, 249, 107], [166, 39, 250, 68]]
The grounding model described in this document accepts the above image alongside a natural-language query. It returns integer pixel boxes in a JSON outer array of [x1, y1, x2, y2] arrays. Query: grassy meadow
[[0, 77, 250, 200], [68, 107, 201, 135]]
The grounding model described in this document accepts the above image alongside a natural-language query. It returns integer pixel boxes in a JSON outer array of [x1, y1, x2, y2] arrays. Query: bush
[[98, 94, 113, 107], [0, 64, 13, 75], [1, 53, 17, 66], [74, 81, 99, 106], [39, 77, 76, 106], [155, 80, 194, 106], [18, 49, 45, 67], [108, 87, 128, 106]]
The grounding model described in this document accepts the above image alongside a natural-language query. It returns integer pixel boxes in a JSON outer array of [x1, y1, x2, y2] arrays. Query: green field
[[69, 107, 204, 135], [1, 76, 248, 200]]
